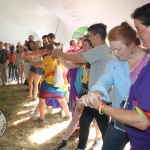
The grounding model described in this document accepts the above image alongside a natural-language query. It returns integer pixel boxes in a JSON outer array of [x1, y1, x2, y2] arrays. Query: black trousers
[[77, 106, 109, 149], [8, 62, 17, 79]]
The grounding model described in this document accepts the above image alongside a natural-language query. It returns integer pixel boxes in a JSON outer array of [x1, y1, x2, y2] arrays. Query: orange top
[[8, 52, 16, 62]]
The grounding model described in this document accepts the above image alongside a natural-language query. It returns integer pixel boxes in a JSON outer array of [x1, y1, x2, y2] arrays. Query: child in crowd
[[8, 45, 16, 82], [13, 46, 24, 84]]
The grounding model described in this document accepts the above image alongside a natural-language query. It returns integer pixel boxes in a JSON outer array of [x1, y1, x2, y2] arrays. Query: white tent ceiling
[[0, 0, 149, 48]]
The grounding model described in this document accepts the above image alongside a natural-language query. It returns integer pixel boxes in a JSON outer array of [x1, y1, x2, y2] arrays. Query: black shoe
[[25, 88, 29, 92], [33, 118, 45, 123], [54, 140, 68, 150]]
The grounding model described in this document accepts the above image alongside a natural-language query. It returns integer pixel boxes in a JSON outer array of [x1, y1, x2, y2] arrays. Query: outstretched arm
[[28, 57, 44, 68], [53, 49, 87, 63], [77, 91, 150, 130], [58, 56, 81, 69], [17, 42, 28, 50], [25, 49, 47, 58]]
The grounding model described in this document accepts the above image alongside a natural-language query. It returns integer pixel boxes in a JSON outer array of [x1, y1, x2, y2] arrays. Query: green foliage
[[72, 26, 89, 40]]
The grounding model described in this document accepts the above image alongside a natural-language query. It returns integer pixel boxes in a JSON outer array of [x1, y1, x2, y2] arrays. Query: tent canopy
[[0, 0, 149, 48]]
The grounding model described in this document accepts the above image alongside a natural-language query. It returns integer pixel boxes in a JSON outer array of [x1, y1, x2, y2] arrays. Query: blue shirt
[[91, 57, 131, 131], [92, 55, 150, 132]]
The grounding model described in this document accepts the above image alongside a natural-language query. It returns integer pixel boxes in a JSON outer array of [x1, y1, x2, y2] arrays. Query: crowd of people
[[0, 3, 150, 150]]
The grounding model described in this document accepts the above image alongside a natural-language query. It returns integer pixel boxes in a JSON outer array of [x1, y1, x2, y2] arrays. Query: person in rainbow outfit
[[28, 43, 71, 122]]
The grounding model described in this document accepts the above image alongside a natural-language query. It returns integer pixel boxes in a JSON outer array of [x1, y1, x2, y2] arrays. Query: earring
[[131, 49, 133, 53]]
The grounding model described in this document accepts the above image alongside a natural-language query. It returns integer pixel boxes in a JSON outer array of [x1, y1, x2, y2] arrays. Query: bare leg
[[95, 120, 101, 139], [57, 99, 71, 118], [28, 71, 34, 98], [34, 103, 39, 112], [26, 78, 29, 85], [29, 103, 40, 118], [62, 103, 84, 140], [20, 66, 24, 84], [64, 91, 69, 103], [38, 98, 46, 119], [33, 74, 41, 99], [17, 68, 21, 84]]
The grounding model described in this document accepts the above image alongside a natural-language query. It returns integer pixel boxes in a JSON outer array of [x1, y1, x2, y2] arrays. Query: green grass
[[0, 84, 79, 150], [0, 85, 27, 120]]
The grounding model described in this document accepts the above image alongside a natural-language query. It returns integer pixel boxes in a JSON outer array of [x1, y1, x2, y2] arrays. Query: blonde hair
[[46, 43, 56, 51], [35, 40, 43, 48]]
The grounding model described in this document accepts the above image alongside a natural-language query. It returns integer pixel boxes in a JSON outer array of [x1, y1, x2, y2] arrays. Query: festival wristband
[[99, 102, 106, 115]]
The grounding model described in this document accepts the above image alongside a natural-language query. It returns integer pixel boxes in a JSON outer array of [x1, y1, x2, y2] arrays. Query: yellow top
[[41, 56, 64, 84], [81, 63, 90, 84]]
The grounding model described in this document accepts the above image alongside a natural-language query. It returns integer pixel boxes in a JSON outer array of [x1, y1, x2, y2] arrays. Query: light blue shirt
[[91, 57, 131, 132], [92, 54, 150, 131]]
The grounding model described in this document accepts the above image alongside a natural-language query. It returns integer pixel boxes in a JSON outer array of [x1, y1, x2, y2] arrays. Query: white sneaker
[[5, 82, 8, 85], [92, 138, 100, 150], [61, 110, 66, 118], [29, 111, 40, 118]]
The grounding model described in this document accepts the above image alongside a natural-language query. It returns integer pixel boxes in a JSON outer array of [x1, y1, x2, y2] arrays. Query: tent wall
[[0, 0, 150, 49]]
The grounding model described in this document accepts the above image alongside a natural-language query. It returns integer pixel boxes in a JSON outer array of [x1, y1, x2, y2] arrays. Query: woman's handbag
[[53, 65, 64, 87]]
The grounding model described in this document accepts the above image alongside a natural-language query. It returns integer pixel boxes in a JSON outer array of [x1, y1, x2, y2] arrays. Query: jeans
[[8, 62, 16, 79], [77, 106, 109, 149], [102, 121, 129, 150]]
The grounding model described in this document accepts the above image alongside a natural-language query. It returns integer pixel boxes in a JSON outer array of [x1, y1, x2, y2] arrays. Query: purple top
[[130, 53, 147, 84], [126, 58, 150, 150], [67, 49, 83, 113]]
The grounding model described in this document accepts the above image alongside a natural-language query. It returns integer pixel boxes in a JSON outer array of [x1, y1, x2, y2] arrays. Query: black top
[[0, 49, 8, 64]]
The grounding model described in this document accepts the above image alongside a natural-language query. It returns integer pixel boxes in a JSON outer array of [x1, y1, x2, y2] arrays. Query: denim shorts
[[30, 66, 42, 75]]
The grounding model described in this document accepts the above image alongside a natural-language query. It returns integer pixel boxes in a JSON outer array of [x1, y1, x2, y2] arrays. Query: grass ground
[[0, 84, 131, 150], [0, 84, 97, 150]]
